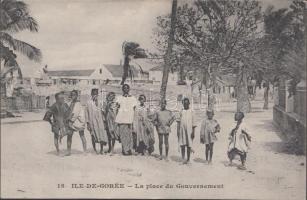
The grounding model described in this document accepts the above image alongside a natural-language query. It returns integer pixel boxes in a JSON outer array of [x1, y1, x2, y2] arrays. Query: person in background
[[177, 97, 197, 164], [104, 92, 119, 155], [43, 92, 72, 156], [85, 88, 108, 155], [45, 96, 50, 109], [115, 84, 138, 155], [67, 90, 87, 154], [227, 112, 251, 170], [153, 99, 176, 161], [200, 109, 220, 164]]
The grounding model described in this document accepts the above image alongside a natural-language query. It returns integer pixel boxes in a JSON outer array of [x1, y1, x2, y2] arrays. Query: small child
[[104, 92, 118, 155], [134, 94, 154, 155], [200, 109, 220, 164], [153, 99, 176, 161], [177, 97, 197, 165], [227, 112, 251, 170]]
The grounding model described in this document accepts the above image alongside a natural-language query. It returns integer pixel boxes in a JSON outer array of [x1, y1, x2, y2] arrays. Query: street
[[1, 101, 306, 199]]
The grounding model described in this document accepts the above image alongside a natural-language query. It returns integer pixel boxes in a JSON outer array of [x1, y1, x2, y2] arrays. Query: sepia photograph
[[0, 0, 306, 199]]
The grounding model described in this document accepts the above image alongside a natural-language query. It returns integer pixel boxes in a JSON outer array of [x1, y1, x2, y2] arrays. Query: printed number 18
[[58, 184, 65, 188]]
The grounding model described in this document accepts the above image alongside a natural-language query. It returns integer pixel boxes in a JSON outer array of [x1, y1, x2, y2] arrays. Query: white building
[[149, 65, 180, 85], [46, 64, 149, 86]]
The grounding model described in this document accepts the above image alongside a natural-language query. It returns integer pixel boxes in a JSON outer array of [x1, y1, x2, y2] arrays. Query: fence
[[2, 95, 46, 112]]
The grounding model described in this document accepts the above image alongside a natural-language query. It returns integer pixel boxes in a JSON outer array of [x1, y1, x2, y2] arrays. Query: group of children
[[44, 84, 251, 169]]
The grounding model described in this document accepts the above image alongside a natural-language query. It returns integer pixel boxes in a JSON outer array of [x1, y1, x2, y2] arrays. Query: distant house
[[149, 65, 181, 85], [46, 64, 149, 86]]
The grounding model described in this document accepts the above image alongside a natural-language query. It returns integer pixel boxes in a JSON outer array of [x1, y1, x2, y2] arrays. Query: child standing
[[200, 109, 220, 164], [133, 94, 154, 155], [177, 97, 197, 165], [104, 92, 118, 155], [227, 112, 251, 170], [153, 100, 176, 161]]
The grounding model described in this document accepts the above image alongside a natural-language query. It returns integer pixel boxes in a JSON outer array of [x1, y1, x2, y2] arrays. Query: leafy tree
[[153, 0, 263, 112]]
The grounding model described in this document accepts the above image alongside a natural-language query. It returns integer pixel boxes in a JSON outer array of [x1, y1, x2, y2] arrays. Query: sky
[[14, 0, 291, 75]]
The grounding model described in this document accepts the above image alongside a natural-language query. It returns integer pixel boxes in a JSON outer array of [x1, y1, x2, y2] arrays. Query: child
[[200, 109, 220, 164], [67, 90, 87, 154], [85, 88, 108, 155], [153, 99, 176, 161], [134, 94, 154, 155], [177, 97, 197, 164], [227, 112, 251, 170], [104, 92, 118, 156], [43, 92, 72, 156]]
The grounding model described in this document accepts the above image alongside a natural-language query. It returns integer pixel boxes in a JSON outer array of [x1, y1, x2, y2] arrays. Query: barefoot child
[[177, 97, 197, 164], [153, 100, 176, 161], [85, 88, 108, 155], [200, 109, 220, 164], [227, 112, 251, 170], [67, 90, 87, 154], [43, 92, 72, 156], [104, 92, 118, 155], [134, 94, 154, 155]]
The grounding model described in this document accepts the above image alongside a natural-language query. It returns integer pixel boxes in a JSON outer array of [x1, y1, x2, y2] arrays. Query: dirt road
[[1, 102, 305, 199]]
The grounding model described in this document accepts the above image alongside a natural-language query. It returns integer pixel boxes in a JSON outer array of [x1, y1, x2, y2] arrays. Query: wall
[[273, 79, 306, 154]]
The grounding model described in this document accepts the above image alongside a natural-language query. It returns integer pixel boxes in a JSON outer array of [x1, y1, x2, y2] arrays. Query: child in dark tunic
[[104, 92, 118, 155], [43, 92, 72, 156]]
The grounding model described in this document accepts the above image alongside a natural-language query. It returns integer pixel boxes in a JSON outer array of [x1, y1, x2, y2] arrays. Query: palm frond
[[12, 39, 42, 62], [0, 0, 39, 32], [0, 32, 42, 62]]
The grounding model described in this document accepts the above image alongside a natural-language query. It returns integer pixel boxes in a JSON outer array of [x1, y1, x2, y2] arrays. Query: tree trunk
[[179, 64, 184, 81], [207, 87, 214, 110], [160, 0, 177, 102], [236, 66, 251, 113], [263, 80, 269, 109]]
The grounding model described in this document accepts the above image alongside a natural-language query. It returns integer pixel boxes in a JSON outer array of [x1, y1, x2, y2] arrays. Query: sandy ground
[[1, 101, 306, 199]]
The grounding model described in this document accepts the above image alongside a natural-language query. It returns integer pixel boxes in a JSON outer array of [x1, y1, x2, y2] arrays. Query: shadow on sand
[[193, 157, 207, 164], [170, 155, 182, 163], [47, 149, 84, 156]]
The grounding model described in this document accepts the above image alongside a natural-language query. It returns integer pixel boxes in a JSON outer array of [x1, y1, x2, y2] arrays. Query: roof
[[103, 64, 139, 78], [47, 69, 95, 77], [149, 65, 163, 71]]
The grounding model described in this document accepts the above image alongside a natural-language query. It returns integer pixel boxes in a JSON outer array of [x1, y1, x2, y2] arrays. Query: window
[[99, 69, 102, 74], [53, 79, 57, 85], [93, 80, 96, 85]]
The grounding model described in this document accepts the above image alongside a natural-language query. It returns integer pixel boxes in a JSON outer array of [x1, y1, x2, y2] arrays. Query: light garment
[[153, 109, 175, 134], [133, 105, 154, 147], [200, 118, 220, 144], [115, 95, 138, 124], [177, 109, 197, 147], [85, 100, 108, 143], [228, 121, 251, 153], [67, 101, 85, 131]]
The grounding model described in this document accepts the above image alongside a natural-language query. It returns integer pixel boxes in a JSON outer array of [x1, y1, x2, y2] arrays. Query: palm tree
[[0, 0, 42, 81]]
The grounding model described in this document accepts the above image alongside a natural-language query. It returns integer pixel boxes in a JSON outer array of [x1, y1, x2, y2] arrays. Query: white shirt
[[115, 95, 137, 124]]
